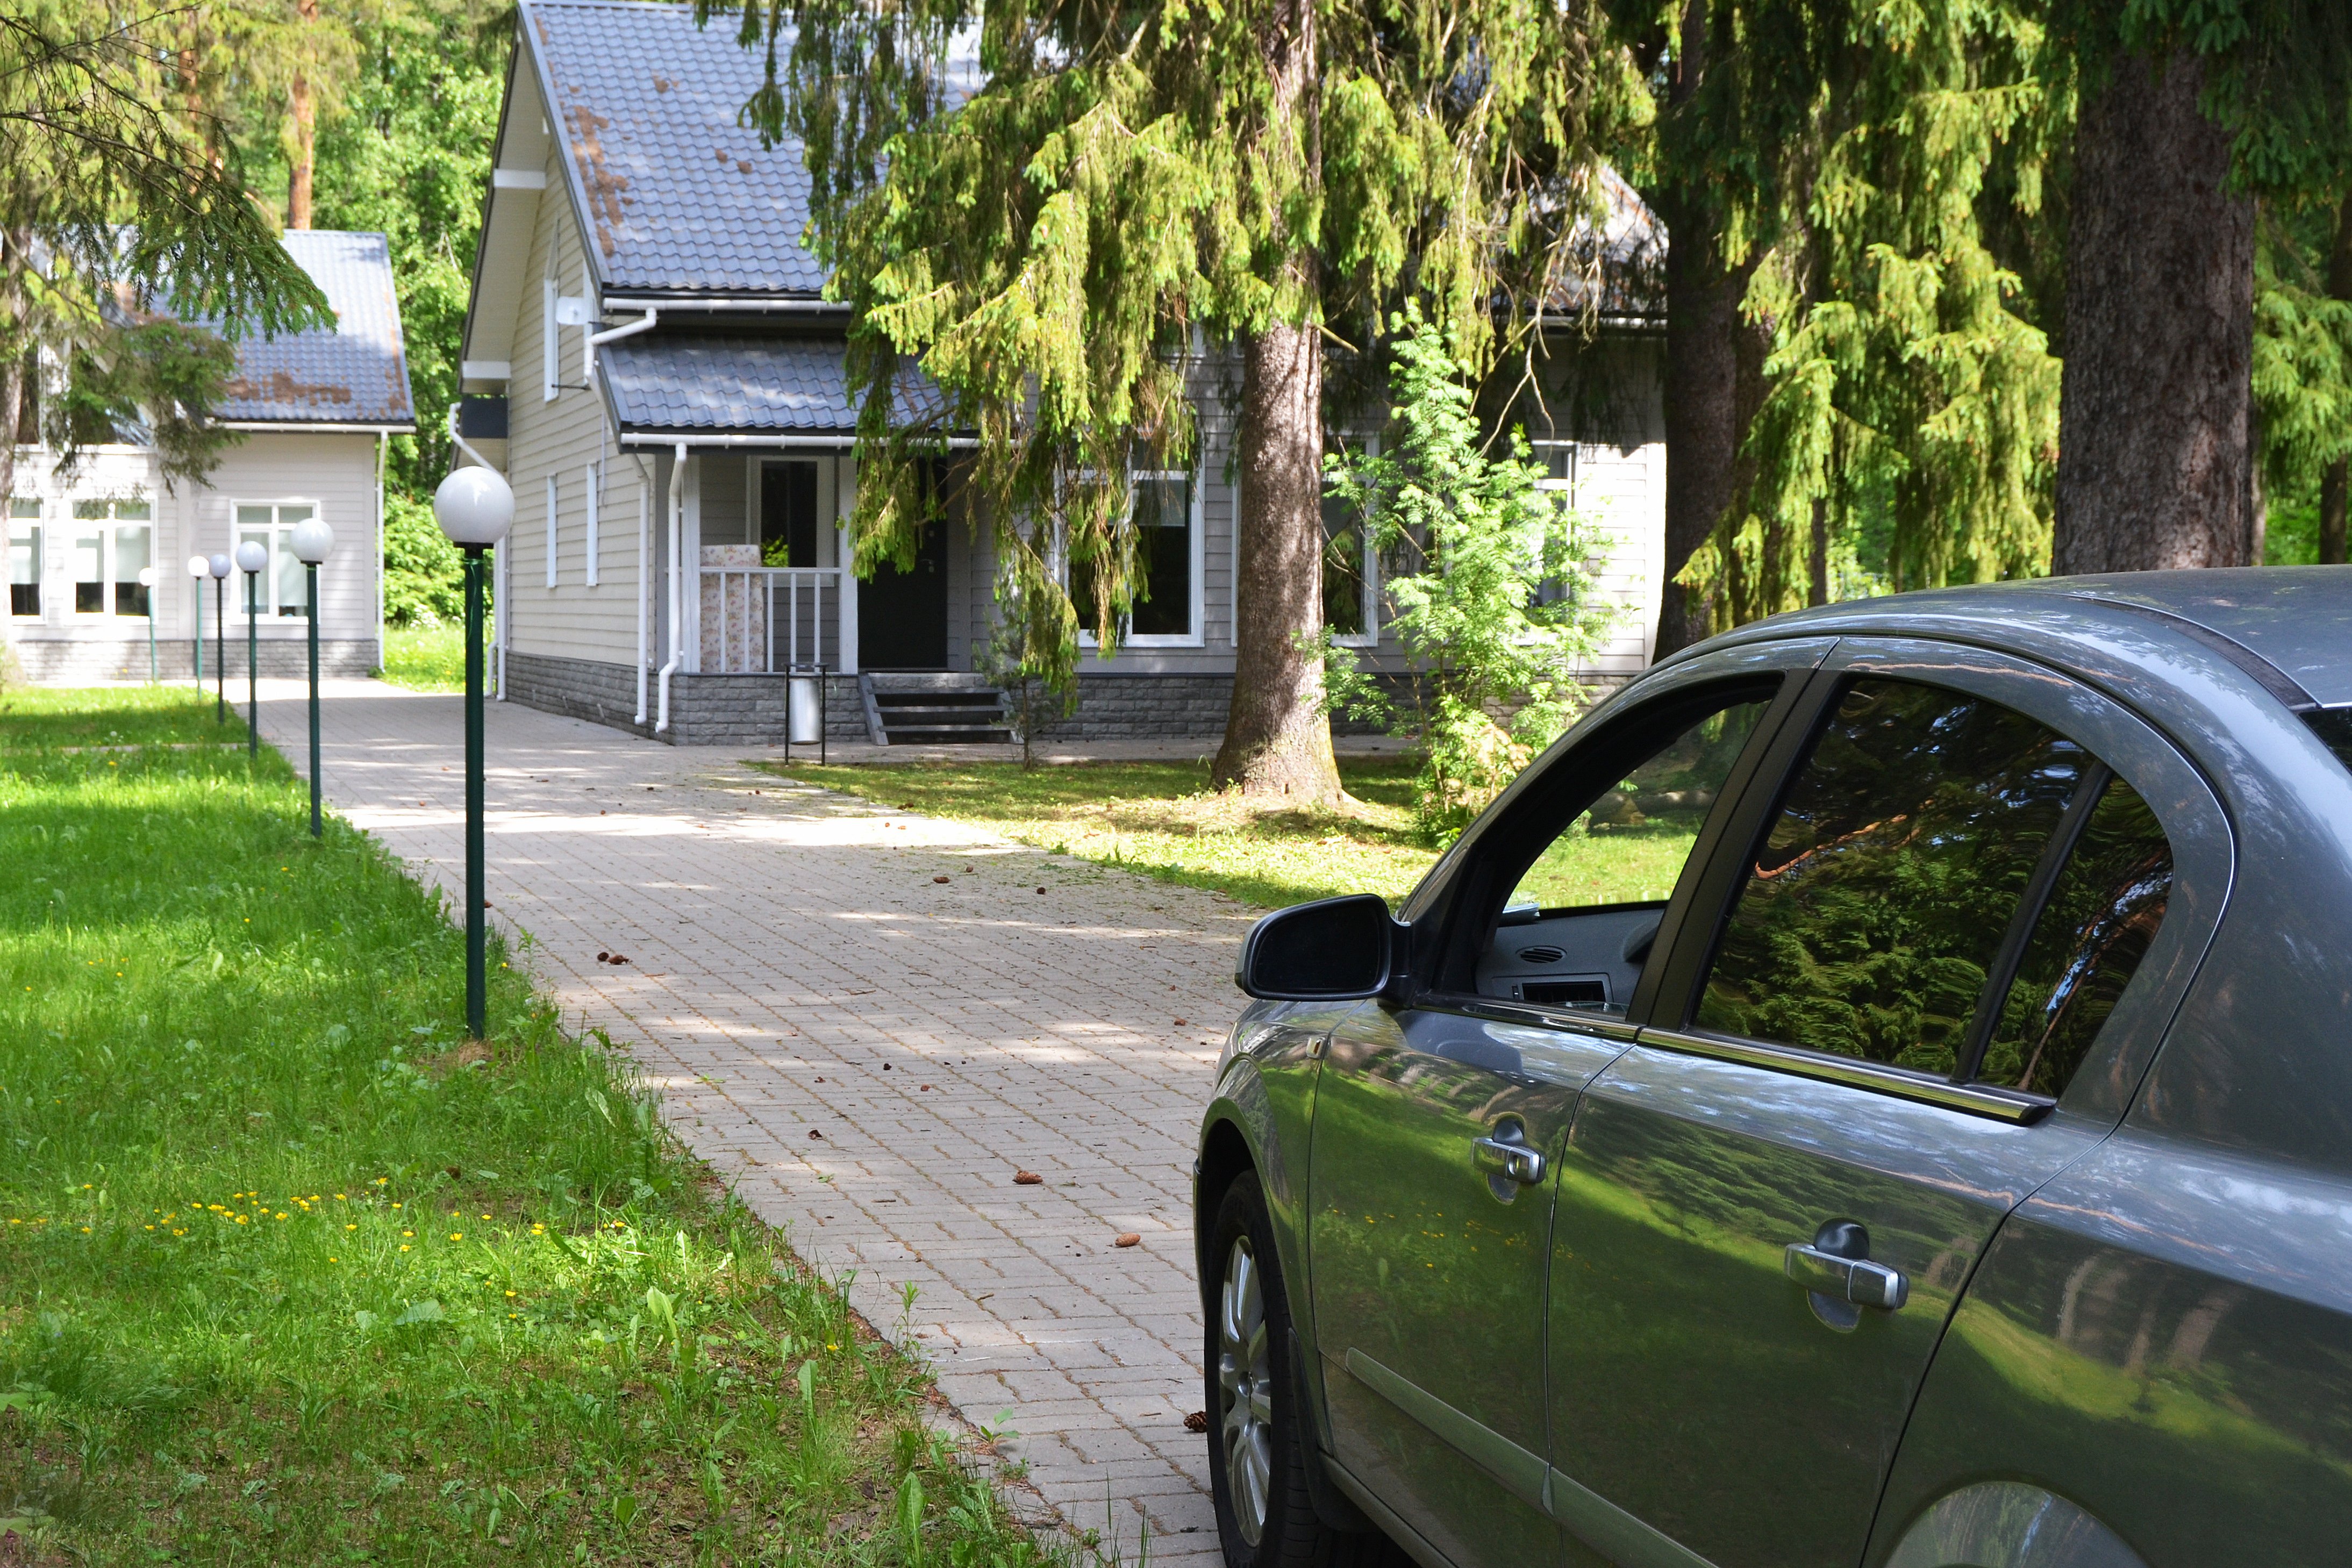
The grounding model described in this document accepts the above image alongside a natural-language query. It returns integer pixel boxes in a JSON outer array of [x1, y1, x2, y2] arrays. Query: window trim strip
[[1637, 1025, 2056, 1125]]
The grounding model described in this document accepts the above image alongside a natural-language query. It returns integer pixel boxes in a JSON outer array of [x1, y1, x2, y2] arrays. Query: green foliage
[[2253, 201, 2352, 509], [382, 491, 466, 628], [975, 560, 1077, 769], [309, 0, 505, 498], [698, 0, 1643, 690], [1324, 306, 1621, 842], [0, 691, 1052, 1565]]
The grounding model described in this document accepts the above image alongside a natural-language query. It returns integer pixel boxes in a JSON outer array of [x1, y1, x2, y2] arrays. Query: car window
[[1478, 697, 1769, 1015], [1505, 699, 1769, 915], [1695, 679, 2096, 1076], [1977, 774, 2173, 1096]]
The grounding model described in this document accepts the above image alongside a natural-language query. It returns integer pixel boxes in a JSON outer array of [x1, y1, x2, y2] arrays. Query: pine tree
[[2050, 0, 2352, 573], [702, 0, 1642, 801], [1, 0, 329, 624]]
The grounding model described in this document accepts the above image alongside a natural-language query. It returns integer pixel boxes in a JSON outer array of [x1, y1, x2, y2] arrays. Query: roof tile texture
[[217, 230, 414, 426]]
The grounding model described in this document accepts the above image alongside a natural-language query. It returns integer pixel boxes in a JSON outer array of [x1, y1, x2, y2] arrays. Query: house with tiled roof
[[458, 0, 1668, 744], [8, 230, 414, 681]]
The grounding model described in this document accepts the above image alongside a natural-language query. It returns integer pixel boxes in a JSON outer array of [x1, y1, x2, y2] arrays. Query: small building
[[6, 230, 414, 683], [458, 0, 1666, 745]]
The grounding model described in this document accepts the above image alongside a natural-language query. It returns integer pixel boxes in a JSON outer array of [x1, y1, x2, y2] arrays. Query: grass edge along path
[[0, 689, 1069, 1568]]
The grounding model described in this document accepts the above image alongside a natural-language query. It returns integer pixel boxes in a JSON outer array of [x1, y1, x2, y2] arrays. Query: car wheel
[[1207, 1171, 1389, 1568]]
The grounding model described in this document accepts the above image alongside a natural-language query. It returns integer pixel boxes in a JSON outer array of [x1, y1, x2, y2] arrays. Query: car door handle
[[1472, 1136, 1546, 1186], [1784, 1243, 1909, 1311]]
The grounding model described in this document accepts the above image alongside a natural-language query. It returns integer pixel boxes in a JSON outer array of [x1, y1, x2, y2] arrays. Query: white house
[[457, 0, 1667, 744], [7, 230, 414, 682]]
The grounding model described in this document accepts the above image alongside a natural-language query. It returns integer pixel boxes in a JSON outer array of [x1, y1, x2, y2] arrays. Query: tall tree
[[706, 0, 1639, 801], [2050, 1, 2352, 574], [0, 0, 328, 617]]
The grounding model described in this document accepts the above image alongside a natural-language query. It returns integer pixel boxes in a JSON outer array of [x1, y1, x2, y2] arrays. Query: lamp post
[[138, 567, 158, 682], [234, 540, 267, 762], [187, 556, 209, 691], [290, 519, 334, 836], [431, 464, 514, 1040], [208, 554, 232, 722]]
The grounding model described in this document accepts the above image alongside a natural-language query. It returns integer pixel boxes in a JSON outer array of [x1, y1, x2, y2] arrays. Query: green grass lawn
[[0, 684, 248, 750], [0, 692, 1049, 1566], [379, 624, 466, 692], [757, 755, 1681, 912]]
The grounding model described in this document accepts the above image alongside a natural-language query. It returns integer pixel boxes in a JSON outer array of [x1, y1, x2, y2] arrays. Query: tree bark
[[1651, 0, 1759, 658], [1211, 0, 1340, 802], [2052, 47, 2255, 574], [1214, 319, 1341, 799], [286, 0, 320, 230], [2324, 196, 2352, 566], [1808, 497, 1830, 606]]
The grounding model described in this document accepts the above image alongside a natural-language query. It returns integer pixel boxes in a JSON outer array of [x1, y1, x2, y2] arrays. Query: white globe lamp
[[433, 466, 516, 548]]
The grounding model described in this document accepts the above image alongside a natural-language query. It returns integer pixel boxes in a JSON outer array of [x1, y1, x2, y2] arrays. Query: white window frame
[[9, 497, 42, 620], [1529, 440, 1585, 610], [68, 495, 156, 620], [545, 473, 560, 588], [1076, 466, 1205, 650], [228, 500, 320, 621], [584, 462, 600, 587]]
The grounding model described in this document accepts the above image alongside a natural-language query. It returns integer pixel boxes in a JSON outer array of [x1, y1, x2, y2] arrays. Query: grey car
[[1194, 569, 2352, 1568]]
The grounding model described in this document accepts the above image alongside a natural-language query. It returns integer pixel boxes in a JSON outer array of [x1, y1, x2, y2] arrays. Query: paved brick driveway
[[255, 679, 1247, 1563]]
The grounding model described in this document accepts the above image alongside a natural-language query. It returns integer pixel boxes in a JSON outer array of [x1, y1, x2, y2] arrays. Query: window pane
[[73, 499, 111, 520], [74, 533, 104, 613], [278, 504, 312, 524], [1509, 699, 1770, 914], [1322, 493, 1367, 636], [9, 525, 38, 615], [114, 524, 151, 616], [237, 528, 271, 613], [1131, 477, 1191, 636], [276, 535, 307, 614], [236, 505, 276, 528], [9, 497, 37, 519], [1696, 679, 2095, 1075], [114, 499, 151, 521], [1977, 776, 2172, 1096]]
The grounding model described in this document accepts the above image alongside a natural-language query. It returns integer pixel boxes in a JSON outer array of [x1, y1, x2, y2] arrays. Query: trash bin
[[788, 673, 823, 745]]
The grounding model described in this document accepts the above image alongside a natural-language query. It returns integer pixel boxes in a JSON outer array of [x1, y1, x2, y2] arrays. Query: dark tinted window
[[1697, 679, 2093, 1075], [1977, 776, 2172, 1096]]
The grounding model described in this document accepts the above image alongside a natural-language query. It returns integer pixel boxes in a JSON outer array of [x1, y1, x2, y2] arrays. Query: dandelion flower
[[449, 1233, 463, 1241], [400, 1244, 411, 1251]]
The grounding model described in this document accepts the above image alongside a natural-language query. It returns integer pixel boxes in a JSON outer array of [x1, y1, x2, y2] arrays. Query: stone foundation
[[11, 637, 376, 683], [501, 651, 866, 747]]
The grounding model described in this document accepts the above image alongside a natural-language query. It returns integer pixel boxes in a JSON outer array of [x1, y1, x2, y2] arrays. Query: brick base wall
[[11, 638, 376, 683], [501, 651, 866, 747]]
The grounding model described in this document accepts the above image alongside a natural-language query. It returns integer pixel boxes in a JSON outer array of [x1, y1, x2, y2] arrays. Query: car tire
[[1206, 1171, 1395, 1568]]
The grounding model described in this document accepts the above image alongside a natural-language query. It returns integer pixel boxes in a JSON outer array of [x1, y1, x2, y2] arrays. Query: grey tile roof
[[216, 230, 416, 426], [525, 0, 830, 295], [1546, 166, 1668, 323], [600, 334, 945, 435]]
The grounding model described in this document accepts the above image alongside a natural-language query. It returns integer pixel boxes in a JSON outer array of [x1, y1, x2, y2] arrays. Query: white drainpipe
[[632, 457, 652, 724], [654, 442, 685, 732]]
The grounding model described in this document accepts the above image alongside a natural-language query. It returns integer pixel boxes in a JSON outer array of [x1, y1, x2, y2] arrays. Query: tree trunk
[[2052, 47, 2255, 574], [1210, 0, 1339, 802], [1214, 320, 1341, 800], [2324, 196, 2352, 567], [1808, 497, 1830, 606], [1652, 0, 1758, 659], [286, 0, 320, 230], [1, 231, 23, 651], [288, 71, 316, 229]]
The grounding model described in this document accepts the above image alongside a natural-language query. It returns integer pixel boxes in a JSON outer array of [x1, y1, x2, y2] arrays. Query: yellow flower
[[346, 1224, 357, 1230], [235, 1215, 247, 1225], [402, 1230, 413, 1237], [449, 1233, 462, 1241], [399, 1244, 411, 1251], [327, 1256, 337, 1262]]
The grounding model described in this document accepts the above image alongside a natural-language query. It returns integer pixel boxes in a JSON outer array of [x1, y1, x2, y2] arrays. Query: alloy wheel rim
[[1218, 1235, 1274, 1546]]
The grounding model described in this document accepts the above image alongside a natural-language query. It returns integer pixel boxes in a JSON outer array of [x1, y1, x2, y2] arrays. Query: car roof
[[1704, 567, 2352, 710]]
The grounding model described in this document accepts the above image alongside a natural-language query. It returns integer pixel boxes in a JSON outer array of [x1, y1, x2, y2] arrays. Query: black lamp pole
[[245, 568, 259, 763], [464, 544, 488, 1039], [215, 576, 226, 722], [306, 563, 322, 836]]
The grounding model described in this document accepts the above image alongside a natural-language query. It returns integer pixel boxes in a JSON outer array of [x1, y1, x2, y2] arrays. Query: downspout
[[632, 454, 652, 724], [655, 441, 685, 732]]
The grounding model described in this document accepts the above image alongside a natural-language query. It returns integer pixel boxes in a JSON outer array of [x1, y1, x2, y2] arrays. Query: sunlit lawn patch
[[0, 691, 1050, 1566], [760, 755, 1679, 911], [380, 624, 467, 692]]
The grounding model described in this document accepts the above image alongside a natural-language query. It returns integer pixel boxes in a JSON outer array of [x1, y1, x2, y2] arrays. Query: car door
[[1306, 640, 1829, 1568], [1543, 638, 2220, 1568]]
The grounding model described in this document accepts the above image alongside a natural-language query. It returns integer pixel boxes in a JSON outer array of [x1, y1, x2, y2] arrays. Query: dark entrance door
[[857, 521, 948, 669]]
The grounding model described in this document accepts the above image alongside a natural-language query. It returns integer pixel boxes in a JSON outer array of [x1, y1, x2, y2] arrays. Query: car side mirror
[[1235, 894, 1400, 1001]]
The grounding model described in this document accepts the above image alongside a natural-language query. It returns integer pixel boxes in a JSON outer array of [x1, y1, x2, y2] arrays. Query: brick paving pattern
[[254, 680, 1243, 1563]]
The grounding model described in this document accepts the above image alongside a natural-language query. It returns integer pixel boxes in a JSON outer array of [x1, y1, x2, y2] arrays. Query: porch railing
[[700, 566, 843, 673]]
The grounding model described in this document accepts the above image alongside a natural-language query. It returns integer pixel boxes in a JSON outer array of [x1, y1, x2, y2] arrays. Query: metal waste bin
[[788, 672, 823, 746]]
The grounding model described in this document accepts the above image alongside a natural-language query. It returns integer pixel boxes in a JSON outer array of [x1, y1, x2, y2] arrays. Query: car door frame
[[1531, 633, 2234, 1568], [1303, 637, 1840, 1564]]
